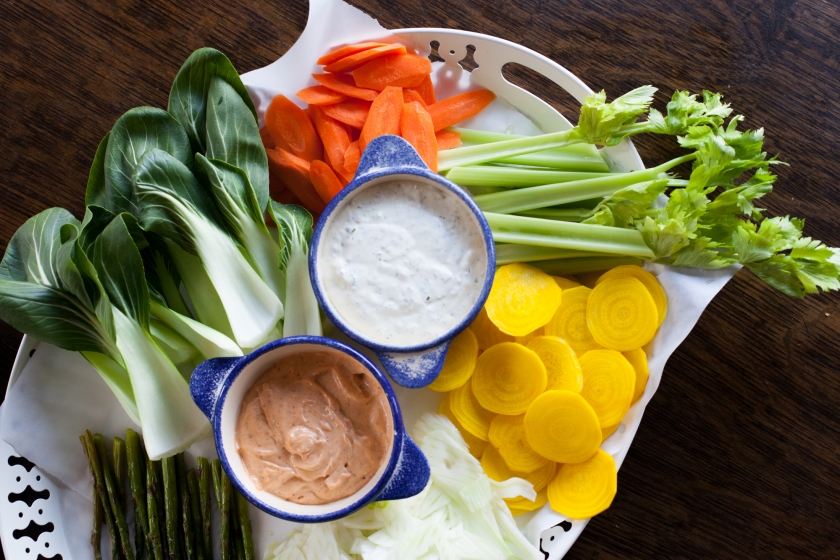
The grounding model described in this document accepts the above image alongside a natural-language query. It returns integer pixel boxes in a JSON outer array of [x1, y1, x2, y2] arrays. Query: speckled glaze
[[309, 135, 496, 389], [189, 336, 430, 523]]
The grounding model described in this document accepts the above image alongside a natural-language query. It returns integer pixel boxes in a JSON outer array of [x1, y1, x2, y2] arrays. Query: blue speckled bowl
[[189, 336, 430, 523], [309, 135, 496, 389]]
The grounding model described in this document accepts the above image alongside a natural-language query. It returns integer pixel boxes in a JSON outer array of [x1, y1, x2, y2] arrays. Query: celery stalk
[[495, 244, 609, 265], [514, 208, 593, 222], [485, 212, 655, 259], [446, 166, 614, 188], [451, 128, 601, 157], [533, 256, 644, 275], [439, 130, 581, 171]]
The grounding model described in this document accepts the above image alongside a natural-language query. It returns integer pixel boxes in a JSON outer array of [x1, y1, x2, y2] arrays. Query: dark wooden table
[[2, 0, 839, 558]]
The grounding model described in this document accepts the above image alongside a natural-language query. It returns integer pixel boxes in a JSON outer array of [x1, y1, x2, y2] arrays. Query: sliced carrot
[[312, 73, 378, 102], [317, 42, 388, 66], [296, 85, 347, 106], [344, 140, 361, 176], [426, 89, 497, 131], [352, 54, 432, 90], [309, 106, 353, 181], [309, 160, 345, 204], [410, 75, 436, 105], [435, 129, 462, 150], [403, 88, 427, 107], [360, 86, 403, 151], [348, 126, 361, 142], [321, 98, 372, 129], [260, 126, 275, 150], [264, 95, 323, 162], [400, 101, 438, 171], [324, 44, 407, 73], [266, 147, 325, 213]]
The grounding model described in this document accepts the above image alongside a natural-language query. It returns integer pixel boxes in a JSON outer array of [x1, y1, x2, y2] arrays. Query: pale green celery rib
[[514, 208, 593, 222], [446, 166, 615, 188], [484, 212, 655, 259], [439, 129, 581, 171], [451, 128, 600, 157], [473, 154, 695, 214], [532, 256, 644, 276], [495, 152, 610, 171], [465, 185, 506, 196], [495, 244, 608, 265]]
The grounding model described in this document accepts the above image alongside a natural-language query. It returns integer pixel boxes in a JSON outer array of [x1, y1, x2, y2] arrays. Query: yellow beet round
[[579, 350, 635, 427], [526, 336, 583, 393], [506, 487, 547, 516], [547, 449, 617, 519], [544, 286, 603, 356], [623, 347, 649, 403], [552, 276, 581, 290], [587, 277, 658, 351], [485, 263, 562, 336], [596, 265, 667, 325], [524, 390, 601, 464], [469, 307, 514, 350], [450, 379, 496, 441], [472, 342, 547, 415], [429, 328, 479, 392], [601, 423, 620, 442], [488, 414, 549, 472], [481, 446, 557, 491], [438, 393, 488, 459]]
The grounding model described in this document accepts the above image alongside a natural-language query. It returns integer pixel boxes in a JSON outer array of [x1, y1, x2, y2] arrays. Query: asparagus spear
[[197, 457, 212, 560], [236, 493, 254, 560], [161, 456, 180, 560], [145, 454, 164, 560], [126, 430, 150, 560], [187, 469, 205, 560], [231, 500, 245, 560], [81, 431, 109, 560], [113, 437, 127, 498], [176, 454, 196, 560], [94, 434, 135, 560], [212, 460, 231, 560]]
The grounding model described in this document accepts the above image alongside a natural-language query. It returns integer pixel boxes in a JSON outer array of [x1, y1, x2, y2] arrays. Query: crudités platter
[[0, 0, 837, 558]]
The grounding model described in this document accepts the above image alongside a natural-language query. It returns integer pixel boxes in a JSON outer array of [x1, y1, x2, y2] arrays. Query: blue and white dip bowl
[[189, 336, 430, 522], [310, 135, 496, 388]]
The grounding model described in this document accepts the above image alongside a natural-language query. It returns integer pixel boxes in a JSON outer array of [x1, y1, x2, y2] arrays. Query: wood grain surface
[[1, 0, 839, 558]]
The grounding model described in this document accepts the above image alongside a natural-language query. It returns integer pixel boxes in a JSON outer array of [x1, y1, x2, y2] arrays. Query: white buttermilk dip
[[319, 179, 487, 347]]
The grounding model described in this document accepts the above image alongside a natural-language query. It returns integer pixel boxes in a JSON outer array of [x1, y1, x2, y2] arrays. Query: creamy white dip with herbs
[[320, 179, 487, 347]]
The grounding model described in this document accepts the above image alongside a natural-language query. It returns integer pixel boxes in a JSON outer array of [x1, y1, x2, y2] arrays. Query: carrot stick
[[321, 99, 372, 129], [435, 129, 462, 150], [313, 73, 378, 101], [401, 102, 438, 171], [317, 42, 388, 66], [409, 75, 436, 105], [344, 141, 361, 176], [403, 88, 427, 107], [352, 54, 432, 90], [260, 126, 275, 150], [324, 44, 407, 73], [264, 94, 323, 161], [310, 160, 345, 204], [360, 86, 404, 151], [309, 106, 353, 182], [266, 147, 325, 213], [425, 89, 497, 131], [296, 85, 347, 106]]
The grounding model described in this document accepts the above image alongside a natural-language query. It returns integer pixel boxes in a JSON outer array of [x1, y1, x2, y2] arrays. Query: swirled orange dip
[[235, 351, 393, 504]]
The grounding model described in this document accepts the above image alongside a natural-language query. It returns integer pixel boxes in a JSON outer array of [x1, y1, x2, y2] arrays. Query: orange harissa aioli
[[235, 351, 392, 505]]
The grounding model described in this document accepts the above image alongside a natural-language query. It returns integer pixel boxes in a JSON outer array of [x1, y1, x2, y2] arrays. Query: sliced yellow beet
[[485, 263, 562, 336], [552, 275, 581, 290], [429, 328, 479, 392], [524, 390, 601, 464], [469, 307, 514, 350], [450, 378, 496, 441], [587, 277, 658, 351], [488, 414, 549, 472], [544, 286, 603, 355], [472, 342, 547, 415], [526, 336, 583, 393], [515, 326, 544, 345], [601, 423, 620, 442], [579, 349, 635, 427], [481, 446, 557, 491], [506, 487, 547, 516], [596, 265, 667, 325], [623, 347, 649, 403], [438, 393, 488, 459], [547, 449, 617, 519]]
